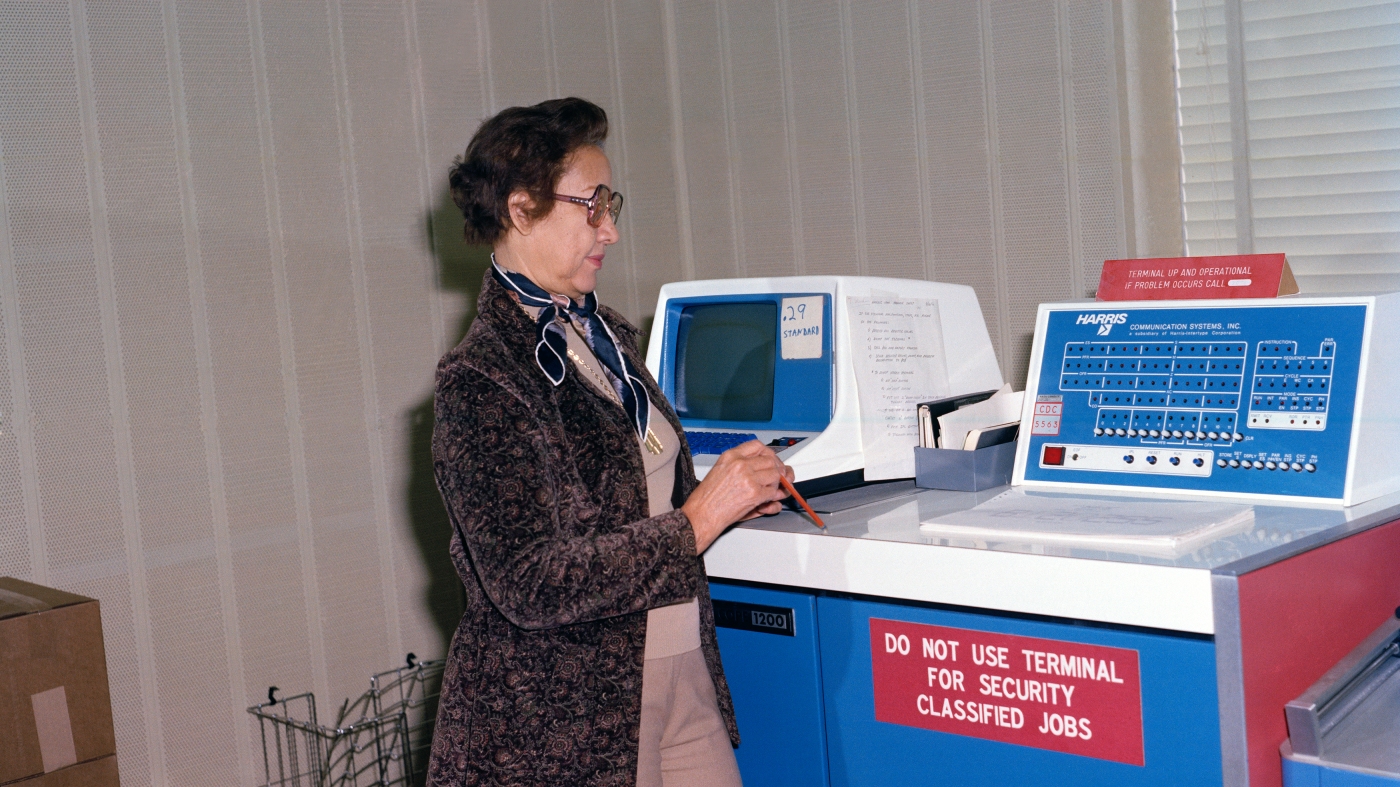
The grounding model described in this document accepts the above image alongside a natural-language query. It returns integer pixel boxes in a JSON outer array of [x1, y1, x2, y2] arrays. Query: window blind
[[1173, 0, 1400, 290]]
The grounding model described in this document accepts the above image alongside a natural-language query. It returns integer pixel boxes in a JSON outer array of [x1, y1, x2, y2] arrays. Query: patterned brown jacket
[[426, 273, 738, 786]]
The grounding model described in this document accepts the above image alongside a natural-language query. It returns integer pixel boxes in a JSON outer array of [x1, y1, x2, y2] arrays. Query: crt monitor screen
[[674, 302, 776, 422]]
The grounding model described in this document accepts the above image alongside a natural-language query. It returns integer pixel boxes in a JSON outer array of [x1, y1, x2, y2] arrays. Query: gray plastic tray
[[914, 440, 1017, 492]]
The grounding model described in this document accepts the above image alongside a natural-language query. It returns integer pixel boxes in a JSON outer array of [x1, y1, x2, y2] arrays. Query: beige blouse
[[522, 304, 701, 659]]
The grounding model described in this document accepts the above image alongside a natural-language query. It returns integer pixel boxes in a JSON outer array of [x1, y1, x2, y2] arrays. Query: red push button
[[1042, 445, 1066, 466]]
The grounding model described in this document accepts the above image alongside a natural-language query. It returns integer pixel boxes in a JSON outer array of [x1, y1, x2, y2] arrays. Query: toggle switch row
[[1214, 458, 1315, 472], [1094, 427, 1242, 441]]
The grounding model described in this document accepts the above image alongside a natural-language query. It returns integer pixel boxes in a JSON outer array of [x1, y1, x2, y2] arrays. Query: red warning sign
[[1096, 253, 1297, 301], [870, 618, 1144, 765]]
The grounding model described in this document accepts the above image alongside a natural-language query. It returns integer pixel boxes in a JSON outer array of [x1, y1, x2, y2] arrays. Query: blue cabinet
[[709, 582, 830, 787], [710, 581, 1227, 786], [1284, 757, 1400, 787]]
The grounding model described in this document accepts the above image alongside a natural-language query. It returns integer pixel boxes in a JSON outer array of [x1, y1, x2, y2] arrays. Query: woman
[[428, 96, 792, 786]]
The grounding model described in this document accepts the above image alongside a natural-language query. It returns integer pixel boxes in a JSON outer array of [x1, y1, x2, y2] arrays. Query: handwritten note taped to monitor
[[780, 296, 824, 359], [849, 296, 950, 480]]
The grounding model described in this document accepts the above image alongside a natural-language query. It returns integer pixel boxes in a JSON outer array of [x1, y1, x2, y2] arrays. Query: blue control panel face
[[1022, 304, 1367, 499]]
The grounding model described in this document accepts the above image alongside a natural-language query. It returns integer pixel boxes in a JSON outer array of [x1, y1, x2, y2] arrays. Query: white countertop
[[703, 484, 1400, 635]]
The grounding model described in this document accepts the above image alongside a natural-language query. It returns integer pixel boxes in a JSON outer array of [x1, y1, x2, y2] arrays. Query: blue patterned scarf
[[491, 257, 651, 441]]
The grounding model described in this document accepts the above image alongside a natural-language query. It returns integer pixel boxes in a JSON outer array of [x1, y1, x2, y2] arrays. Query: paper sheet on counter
[[848, 296, 950, 480], [919, 488, 1255, 557], [863, 499, 924, 539]]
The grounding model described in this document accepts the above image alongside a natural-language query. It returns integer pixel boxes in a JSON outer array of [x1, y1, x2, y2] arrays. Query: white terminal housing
[[645, 276, 1003, 484]]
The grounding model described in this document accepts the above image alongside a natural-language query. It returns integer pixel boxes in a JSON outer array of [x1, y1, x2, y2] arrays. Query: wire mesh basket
[[249, 654, 444, 787]]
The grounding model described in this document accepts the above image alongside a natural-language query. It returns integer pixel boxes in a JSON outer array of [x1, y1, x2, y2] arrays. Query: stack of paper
[[959, 422, 1019, 451], [936, 385, 1024, 450], [917, 389, 997, 448], [919, 489, 1255, 557]]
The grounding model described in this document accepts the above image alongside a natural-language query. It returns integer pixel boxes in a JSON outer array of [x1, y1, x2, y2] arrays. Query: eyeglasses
[[553, 184, 624, 227]]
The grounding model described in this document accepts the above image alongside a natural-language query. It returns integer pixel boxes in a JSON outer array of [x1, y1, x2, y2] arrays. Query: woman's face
[[502, 145, 619, 300]]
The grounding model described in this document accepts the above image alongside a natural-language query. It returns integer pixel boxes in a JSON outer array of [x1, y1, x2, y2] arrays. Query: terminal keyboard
[[684, 431, 760, 455]]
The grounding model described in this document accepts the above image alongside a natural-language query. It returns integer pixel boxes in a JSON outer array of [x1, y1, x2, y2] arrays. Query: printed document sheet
[[849, 295, 950, 480]]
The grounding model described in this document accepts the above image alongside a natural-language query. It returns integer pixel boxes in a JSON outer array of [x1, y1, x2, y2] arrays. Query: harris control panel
[[1013, 295, 1400, 505]]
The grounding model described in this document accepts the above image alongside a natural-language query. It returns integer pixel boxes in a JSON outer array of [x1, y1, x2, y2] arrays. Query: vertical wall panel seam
[[1058, 1, 1084, 299], [717, 0, 745, 277], [70, 1, 168, 781], [838, 0, 867, 275], [544, 0, 559, 98], [326, 0, 404, 662], [0, 121, 45, 586], [604, 0, 640, 319], [776, 0, 803, 275], [979, 0, 1010, 377], [907, 0, 935, 282], [403, 0, 448, 358], [247, 0, 330, 702], [160, 0, 253, 781], [480, 0, 497, 114], [1105, 0, 1130, 262], [660, 0, 695, 281]]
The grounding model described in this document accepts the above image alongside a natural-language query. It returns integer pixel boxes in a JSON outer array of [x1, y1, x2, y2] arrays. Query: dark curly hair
[[448, 97, 609, 245]]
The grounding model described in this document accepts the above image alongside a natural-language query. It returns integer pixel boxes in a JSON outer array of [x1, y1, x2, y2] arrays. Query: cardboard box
[[6, 756, 119, 787], [0, 578, 117, 786]]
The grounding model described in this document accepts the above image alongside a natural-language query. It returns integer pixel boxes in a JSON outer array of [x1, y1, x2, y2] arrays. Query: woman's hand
[[681, 440, 795, 553]]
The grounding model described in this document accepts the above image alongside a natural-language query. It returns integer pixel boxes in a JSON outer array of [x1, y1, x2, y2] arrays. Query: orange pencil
[[780, 475, 825, 529]]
